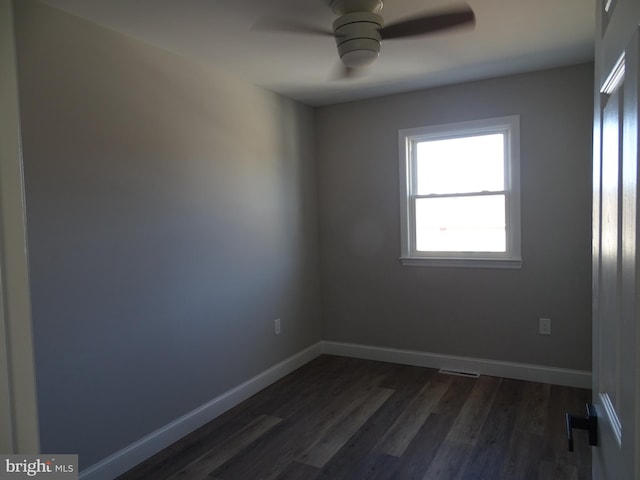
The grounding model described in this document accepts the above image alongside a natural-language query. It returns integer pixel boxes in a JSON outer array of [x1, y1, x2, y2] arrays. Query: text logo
[[0, 455, 77, 480]]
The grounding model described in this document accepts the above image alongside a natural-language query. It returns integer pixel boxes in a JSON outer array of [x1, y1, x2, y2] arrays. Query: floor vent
[[438, 368, 480, 378]]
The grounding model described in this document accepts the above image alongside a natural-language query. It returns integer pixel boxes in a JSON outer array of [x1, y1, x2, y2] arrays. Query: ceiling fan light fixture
[[340, 47, 379, 68]]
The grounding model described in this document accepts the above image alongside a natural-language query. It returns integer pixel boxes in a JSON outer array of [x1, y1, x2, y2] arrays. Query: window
[[399, 116, 521, 268]]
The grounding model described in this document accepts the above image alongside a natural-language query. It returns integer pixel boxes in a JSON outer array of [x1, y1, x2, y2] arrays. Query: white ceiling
[[40, 0, 595, 106]]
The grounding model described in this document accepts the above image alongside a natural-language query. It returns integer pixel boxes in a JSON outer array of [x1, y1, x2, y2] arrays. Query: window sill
[[399, 256, 523, 269]]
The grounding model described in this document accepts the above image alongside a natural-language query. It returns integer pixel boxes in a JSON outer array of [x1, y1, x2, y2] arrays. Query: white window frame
[[399, 115, 522, 268]]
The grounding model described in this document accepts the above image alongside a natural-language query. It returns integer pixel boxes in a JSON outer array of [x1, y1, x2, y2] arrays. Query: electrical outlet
[[539, 318, 551, 335], [274, 318, 281, 336]]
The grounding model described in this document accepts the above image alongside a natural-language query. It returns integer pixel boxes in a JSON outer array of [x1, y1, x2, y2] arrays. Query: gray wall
[[316, 63, 593, 371], [15, 0, 321, 468]]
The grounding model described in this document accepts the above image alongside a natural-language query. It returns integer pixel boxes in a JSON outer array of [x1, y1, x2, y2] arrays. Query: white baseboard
[[321, 341, 592, 389], [79, 342, 323, 480], [80, 340, 591, 479]]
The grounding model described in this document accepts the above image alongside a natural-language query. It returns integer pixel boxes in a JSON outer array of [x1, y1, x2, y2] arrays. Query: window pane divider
[[415, 190, 505, 200]]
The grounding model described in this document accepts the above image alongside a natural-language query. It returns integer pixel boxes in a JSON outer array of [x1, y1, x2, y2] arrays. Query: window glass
[[416, 134, 505, 195], [415, 195, 506, 252]]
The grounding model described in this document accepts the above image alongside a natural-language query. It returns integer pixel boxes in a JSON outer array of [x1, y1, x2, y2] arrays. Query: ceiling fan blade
[[379, 4, 475, 40], [252, 18, 334, 36]]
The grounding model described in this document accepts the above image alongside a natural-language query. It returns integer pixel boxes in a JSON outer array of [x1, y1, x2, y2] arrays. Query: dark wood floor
[[118, 355, 592, 480]]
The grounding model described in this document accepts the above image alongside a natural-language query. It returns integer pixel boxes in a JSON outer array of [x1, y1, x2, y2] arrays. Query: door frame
[[0, 0, 40, 454]]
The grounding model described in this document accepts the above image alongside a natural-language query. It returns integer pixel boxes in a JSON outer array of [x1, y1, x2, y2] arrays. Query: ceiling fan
[[256, 0, 476, 78]]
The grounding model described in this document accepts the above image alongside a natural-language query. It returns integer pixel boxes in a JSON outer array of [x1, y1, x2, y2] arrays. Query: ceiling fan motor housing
[[333, 12, 383, 68], [328, 0, 383, 15]]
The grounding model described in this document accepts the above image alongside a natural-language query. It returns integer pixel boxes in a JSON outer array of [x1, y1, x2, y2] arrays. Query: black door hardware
[[565, 403, 598, 452]]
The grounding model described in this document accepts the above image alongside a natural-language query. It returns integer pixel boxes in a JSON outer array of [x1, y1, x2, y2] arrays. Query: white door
[[592, 0, 640, 478]]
